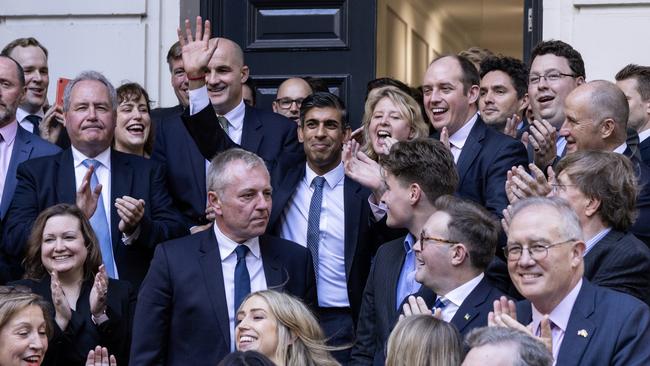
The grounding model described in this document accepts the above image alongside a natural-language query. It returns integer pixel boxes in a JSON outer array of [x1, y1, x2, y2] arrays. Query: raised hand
[[115, 196, 145, 235], [439, 126, 451, 150], [89, 265, 108, 321], [76, 165, 101, 220], [51, 270, 72, 330], [504, 114, 521, 139], [529, 119, 557, 169], [342, 141, 385, 199], [177, 16, 219, 79], [349, 126, 364, 145], [40, 105, 64, 144], [86, 346, 117, 366]]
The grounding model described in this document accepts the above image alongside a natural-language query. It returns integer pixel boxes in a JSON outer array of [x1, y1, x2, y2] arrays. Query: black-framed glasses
[[503, 239, 576, 261], [274, 98, 304, 109], [420, 231, 459, 248], [528, 72, 576, 85]]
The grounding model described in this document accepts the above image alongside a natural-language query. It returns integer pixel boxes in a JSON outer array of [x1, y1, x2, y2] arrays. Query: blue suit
[[516, 280, 650, 366], [151, 104, 301, 228], [0, 126, 60, 219], [455, 116, 528, 218], [1, 149, 187, 287], [130, 229, 316, 365]]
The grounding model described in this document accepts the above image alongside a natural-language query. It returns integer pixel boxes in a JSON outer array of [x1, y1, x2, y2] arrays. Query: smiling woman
[[10, 204, 134, 366], [113, 83, 154, 158]]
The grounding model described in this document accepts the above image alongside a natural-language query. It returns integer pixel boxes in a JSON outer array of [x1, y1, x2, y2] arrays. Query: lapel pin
[[464, 313, 471, 320], [577, 329, 588, 338]]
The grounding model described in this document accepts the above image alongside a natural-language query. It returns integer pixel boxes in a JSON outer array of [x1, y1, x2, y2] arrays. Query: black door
[[202, 0, 377, 127]]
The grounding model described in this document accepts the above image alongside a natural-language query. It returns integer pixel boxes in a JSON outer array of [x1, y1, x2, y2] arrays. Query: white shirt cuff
[[189, 86, 210, 115], [121, 225, 141, 246]]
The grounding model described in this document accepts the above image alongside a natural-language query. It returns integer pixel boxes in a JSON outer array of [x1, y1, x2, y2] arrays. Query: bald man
[[152, 19, 301, 229], [272, 77, 313, 123]]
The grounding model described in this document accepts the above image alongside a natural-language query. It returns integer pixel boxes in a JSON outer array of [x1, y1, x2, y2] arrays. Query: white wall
[[543, 0, 650, 81], [0, 0, 181, 108]]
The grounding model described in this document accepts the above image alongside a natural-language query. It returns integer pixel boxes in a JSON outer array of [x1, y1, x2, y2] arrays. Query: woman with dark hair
[[11, 204, 134, 366], [0, 287, 52, 366], [114, 82, 154, 157]]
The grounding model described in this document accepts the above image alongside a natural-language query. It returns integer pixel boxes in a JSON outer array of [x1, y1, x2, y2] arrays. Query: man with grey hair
[[2, 70, 186, 287], [131, 148, 316, 365], [463, 326, 553, 366], [491, 196, 650, 365]]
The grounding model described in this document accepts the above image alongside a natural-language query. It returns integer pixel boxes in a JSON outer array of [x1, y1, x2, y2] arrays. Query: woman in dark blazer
[[12, 203, 134, 366]]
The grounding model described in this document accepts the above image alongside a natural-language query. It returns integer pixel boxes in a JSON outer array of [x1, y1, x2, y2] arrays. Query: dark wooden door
[[202, 0, 377, 127]]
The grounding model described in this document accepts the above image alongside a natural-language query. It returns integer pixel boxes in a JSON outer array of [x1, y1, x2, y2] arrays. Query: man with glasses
[[526, 40, 585, 169], [400, 195, 507, 337], [272, 77, 313, 124], [492, 196, 650, 365]]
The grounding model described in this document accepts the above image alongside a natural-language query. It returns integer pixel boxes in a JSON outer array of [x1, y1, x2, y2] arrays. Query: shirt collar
[[448, 112, 478, 149], [532, 278, 582, 333], [16, 107, 45, 122], [639, 129, 650, 143], [0, 120, 18, 145], [444, 272, 485, 307], [71, 146, 112, 170], [584, 227, 612, 255], [304, 161, 345, 189], [213, 220, 261, 260], [612, 142, 627, 155], [223, 100, 246, 130], [403, 233, 416, 253]]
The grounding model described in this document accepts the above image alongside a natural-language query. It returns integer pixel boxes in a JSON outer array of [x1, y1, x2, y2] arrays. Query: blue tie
[[434, 297, 448, 310], [234, 245, 251, 315], [81, 159, 116, 278], [25, 115, 41, 136], [306, 176, 326, 281]]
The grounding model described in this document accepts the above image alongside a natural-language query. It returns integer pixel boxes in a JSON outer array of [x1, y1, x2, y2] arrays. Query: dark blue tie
[[306, 176, 326, 281], [25, 115, 41, 136], [434, 297, 448, 310], [234, 245, 251, 314]]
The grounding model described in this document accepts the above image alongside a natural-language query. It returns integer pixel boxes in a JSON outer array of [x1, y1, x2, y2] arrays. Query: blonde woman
[[236, 290, 340, 366], [385, 314, 462, 366]]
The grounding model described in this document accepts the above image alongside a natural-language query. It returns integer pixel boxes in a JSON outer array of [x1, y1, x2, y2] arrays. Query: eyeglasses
[[503, 239, 576, 261], [550, 183, 576, 194], [528, 72, 576, 85], [420, 232, 459, 247], [274, 98, 304, 109]]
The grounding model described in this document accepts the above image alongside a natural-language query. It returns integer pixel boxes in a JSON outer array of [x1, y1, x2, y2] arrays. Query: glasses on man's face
[[419, 231, 459, 248], [503, 239, 576, 261], [274, 98, 304, 109], [528, 72, 576, 85]]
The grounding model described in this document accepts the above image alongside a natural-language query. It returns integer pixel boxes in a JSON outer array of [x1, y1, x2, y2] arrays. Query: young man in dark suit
[[131, 148, 316, 365], [615, 64, 650, 166], [2, 71, 187, 287]]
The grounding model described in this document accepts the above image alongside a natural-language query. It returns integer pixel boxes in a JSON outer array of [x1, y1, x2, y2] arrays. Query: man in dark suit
[[152, 19, 301, 229], [493, 197, 650, 365], [131, 148, 316, 365], [616, 64, 650, 166], [350, 138, 459, 366], [1, 71, 187, 287], [400, 195, 506, 336], [422, 54, 527, 218], [150, 41, 187, 124]]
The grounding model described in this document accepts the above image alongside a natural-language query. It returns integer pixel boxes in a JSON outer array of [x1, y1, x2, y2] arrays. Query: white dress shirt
[[0, 121, 18, 207], [438, 272, 484, 322], [448, 113, 479, 163], [16, 107, 45, 134], [639, 129, 650, 143], [279, 162, 349, 308], [613, 142, 628, 155], [213, 222, 267, 351], [188, 86, 245, 144]]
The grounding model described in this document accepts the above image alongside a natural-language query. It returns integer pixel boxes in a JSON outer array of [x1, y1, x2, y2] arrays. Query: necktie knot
[[235, 244, 249, 260], [82, 159, 101, 170], [434, 296, 448, 309], [25, 115, 42, 136], [217, 115, 229, 133], [312, 176, 326, 189]]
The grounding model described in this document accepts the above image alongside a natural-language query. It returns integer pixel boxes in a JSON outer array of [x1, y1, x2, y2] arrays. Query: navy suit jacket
[[516, 279, 650, 366], [350, 236, 409, 366], [151, 103, 301, 228], [1, 149, 187, 287], [639, 138, 650, 167], [626, 152, 650, 246], [455, 116, 528, 218], [130, 229, 317, 365], [150, 104, 183, 125], [584, 230, 650, 306], [0, 126, 60, 219]]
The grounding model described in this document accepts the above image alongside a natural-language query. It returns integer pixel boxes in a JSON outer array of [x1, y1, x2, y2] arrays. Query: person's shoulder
[[261, 234, 307, 253], [247, 105, 296, 130], [113, 150, 163, 169], [19, 149, 63, 169], [375, 236, 408, 257]]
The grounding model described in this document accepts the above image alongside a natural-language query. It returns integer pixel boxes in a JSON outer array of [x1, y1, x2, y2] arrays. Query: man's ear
[[207, 191, 223, 215], [468, 84, 480, 105], [409, 183, 422, 205], [450, 243, 469, 266], [599, 118, 616, 139], [241, 65, 250, 83], [518, 93, 530, 115], [584, 197, 601, 218]]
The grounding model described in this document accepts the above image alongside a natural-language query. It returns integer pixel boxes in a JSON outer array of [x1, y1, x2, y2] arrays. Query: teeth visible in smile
[[53, 255, 71, 260], [23, 356, 40, 362], [521, 274, 540, 279], [377, 131, 391, 138], [431, 108, 446, 114], [239, 336, 256, 342], [127, 124, 144, 132]]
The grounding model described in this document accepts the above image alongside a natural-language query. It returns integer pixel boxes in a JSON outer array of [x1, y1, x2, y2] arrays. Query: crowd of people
[[1, 15, 650, 366]]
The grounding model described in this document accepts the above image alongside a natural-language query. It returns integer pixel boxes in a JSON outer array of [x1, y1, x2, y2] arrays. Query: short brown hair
[[1, 37, 49, 58], [615, 64, 650, 101], [166, 41, 182, 69], [431, 55, 480, 95], [556, 151, 638, 231], [23, 204, 104, 281], [434, 195, 499, 271], [116, 82, 155, 155], [381, 138, 458, 205], [0, 286, 53, 339]]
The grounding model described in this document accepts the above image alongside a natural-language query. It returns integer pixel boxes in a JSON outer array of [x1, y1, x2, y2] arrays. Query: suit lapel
[[110, 151, 133, 248], [556, 281, 596, 365], [198, 230, 231, 346], [456, 117, 486, 185], [268, 164, 304, 232], [56, 149, 77, 204], [583, 230, 622, 274], [1, 128, 33, 215], [260, 236, 285, 291], [387, 238, 408, 317], [343, 177, 363, 278], [241, 106, 263, 154], [450, 277, 491, 333]]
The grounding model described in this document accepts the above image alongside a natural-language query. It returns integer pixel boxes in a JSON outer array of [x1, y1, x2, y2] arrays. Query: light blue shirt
[[279, 162, 349, 307], [584, 227, 612, 256], [395, 233, 421, 309]]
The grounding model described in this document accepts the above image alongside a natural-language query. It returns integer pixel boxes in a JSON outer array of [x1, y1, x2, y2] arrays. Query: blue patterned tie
[[434, 296, 448, 310], [306, 176, 326, 281], [81, 159, 116, 278], [234, 244, 251, 315]]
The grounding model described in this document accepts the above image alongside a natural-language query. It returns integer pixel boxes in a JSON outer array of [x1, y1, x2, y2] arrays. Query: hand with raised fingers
[[401, 296, 432, 318], [89, 265, 108, 320], [440, 127, 451, 150], [115, 196, 145, 235], [177, 16, 219, 79], [504, 114, 521, 138], [529, 119, 557, 169], [40, 105, 64, 144], [350, 126, 364, 145], [51, 270, 72, 330], [86, 346, 117, 366], [343, 141, 385, 196], [76, 165, 101, 220]]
